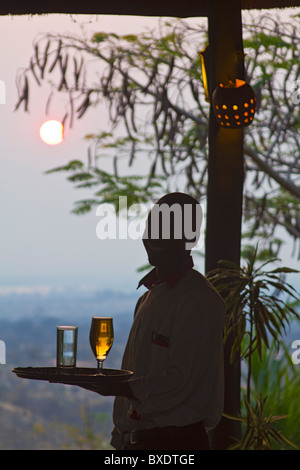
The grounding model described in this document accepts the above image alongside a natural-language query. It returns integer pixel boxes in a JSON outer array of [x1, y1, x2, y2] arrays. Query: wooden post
[[205, 0, 244, 449]]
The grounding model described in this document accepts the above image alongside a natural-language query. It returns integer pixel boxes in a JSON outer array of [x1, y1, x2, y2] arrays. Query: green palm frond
[[207, 244, 299, 361], [223, 395, 298, 450]]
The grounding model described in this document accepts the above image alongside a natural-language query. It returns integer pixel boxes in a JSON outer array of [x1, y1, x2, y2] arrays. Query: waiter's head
[[142, 192, 202, 266]]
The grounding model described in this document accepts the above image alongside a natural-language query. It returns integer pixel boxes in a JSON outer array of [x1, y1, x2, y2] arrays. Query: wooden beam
[[0, 0, 298, 16], [0, 0, 206, 17], [205, 0, 244, 450]]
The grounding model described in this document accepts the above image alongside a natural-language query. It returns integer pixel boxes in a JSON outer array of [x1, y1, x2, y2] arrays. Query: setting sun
[[40, 120, 64, 145]]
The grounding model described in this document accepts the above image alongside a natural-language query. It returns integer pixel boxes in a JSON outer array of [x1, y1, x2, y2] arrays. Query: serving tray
[[12, 367, 133, 383]]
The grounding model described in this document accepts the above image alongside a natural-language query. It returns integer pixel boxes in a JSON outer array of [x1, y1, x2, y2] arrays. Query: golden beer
[[89, 317, 114, 370]]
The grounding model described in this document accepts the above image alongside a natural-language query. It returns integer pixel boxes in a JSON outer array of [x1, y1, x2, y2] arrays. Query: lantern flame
[[220, 79, 246, 89]]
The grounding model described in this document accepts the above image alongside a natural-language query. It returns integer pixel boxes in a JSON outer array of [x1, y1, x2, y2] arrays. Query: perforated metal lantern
[[212, 79, 256, 129]]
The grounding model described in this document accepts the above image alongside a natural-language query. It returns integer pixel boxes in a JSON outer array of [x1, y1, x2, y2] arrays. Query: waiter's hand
[[49, 379, 137, 400]]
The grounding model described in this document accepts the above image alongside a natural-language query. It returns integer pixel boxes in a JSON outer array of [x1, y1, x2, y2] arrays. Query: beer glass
[[89, 317, 114, 371]]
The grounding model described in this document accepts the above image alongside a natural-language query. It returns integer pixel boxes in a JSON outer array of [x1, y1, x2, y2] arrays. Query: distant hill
[[0, 288, 139, 449], [0, 287, 142, 321]]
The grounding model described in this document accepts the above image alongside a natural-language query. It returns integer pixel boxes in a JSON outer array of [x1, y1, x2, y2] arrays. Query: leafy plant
[[207, 245, 299, 361], [45, 158, 164, 215], [207, 245, 300, 449], [245, 335, 300, 448], [223, 394, 298, 450]]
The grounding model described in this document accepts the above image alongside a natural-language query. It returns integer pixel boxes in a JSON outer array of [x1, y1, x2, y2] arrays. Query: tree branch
[[244, 145, 300, 200]]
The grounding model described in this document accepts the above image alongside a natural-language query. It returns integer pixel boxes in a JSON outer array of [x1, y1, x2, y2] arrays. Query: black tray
[[12, 367, 133, 383]]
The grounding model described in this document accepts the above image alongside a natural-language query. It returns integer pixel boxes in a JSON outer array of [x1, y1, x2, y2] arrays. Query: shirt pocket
[[150, 330, 170, 370], [151, 330, 170, 348]]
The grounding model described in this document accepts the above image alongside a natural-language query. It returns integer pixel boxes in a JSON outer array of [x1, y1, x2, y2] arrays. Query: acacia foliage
[[15, 13, 300, 258]]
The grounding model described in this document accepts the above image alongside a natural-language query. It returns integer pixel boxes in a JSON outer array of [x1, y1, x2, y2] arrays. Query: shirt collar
[[137, 256, 194, 290]]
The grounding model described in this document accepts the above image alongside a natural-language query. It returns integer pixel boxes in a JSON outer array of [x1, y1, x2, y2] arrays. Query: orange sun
[[40, 120, 64, 145]]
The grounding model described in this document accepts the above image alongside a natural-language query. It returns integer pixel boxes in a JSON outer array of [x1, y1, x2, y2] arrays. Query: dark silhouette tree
[[15, 13, 300, 259]]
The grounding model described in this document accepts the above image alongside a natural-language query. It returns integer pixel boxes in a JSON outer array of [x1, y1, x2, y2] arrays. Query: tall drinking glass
[[57, 326, 78, 368], [89, 317, 114, 371]]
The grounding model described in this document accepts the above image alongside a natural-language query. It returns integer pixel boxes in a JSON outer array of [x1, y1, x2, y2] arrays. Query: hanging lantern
[[212, 79, 256, 129]]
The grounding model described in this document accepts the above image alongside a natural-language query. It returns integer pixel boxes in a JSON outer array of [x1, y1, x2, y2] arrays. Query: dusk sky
[[0, 14, 167, 294], [0, 9, 299, 296]]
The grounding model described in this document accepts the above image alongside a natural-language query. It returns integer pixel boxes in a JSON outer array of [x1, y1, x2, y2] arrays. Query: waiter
[[61, 192, 225, 450]]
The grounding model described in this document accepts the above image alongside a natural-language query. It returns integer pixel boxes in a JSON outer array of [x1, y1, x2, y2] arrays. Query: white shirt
[[110, 267, 225, 449]]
